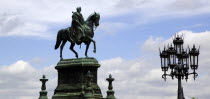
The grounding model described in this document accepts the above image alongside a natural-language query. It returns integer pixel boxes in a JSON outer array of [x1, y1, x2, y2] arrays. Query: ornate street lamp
[[159, 35, 200, 99]]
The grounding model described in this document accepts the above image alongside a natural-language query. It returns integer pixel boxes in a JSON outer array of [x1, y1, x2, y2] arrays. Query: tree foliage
[[192, 97, 198, 99]]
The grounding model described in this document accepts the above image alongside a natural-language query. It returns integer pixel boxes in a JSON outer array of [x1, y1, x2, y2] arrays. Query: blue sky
[[0, 0, 210, 99], [1, 12, 210, 67]]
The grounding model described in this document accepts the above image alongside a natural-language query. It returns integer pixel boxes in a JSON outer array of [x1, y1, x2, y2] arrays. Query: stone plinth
[[52, 57, 103, 99], [39, 90, 48, 99]]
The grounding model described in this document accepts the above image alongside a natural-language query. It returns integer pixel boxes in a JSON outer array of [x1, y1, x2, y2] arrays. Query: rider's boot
[[77, 36, 82, 44]]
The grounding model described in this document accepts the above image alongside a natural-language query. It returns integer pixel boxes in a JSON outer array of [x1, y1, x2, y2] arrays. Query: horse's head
[[86, 12, 100, 27], [93, 12, 100, 26]]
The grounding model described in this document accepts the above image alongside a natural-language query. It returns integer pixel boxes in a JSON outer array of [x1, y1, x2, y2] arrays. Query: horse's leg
[[70, 43, 78, 58], [60, 40, 67, 60], [85, 42, 90, 57], [87, 36, 96, 53]]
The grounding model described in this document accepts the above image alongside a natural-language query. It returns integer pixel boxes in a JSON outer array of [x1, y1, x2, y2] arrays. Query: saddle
[[69, 23, 91, 45], [68, 27, 77, 44]]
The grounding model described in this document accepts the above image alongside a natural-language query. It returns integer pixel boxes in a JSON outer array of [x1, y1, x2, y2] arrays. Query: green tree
[[192, 97, 198, 99]]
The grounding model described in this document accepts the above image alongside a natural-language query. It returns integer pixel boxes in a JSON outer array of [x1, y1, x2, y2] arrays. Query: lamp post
[[159, 35, 200, 99]]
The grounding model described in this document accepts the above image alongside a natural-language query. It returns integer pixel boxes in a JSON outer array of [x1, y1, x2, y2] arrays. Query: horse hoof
[[93, 50, 96, 53], [60, 58, 63, 61]]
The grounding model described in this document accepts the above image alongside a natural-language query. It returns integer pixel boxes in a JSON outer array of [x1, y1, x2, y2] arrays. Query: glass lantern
[[173, 35, 184, 55], [160, 47, 168, 71], [180, 50, 189, 74], [167, 45, 177, 69], [189, 44, 199, 70]]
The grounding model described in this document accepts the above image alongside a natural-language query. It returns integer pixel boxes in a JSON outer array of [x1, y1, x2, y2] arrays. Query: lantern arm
[[162, 73, 171, 78], [188, 72, 198, 76], [162, 73, 172, 81], [187, 72, 198, 80]]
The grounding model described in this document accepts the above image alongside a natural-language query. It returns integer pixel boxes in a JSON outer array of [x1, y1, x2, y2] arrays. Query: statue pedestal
[[38, 90, 48, 99], [52, 57, 103, 99]]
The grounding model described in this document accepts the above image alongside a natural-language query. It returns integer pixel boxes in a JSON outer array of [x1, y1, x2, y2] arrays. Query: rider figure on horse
[[71, 7, 85, 43], [55, 7, 100, 59]]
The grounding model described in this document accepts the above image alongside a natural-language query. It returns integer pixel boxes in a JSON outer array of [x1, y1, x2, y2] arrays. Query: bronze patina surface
[[54, 7, 100, 60], [50, 7, 116, 99], [52, 57, 103, 99]]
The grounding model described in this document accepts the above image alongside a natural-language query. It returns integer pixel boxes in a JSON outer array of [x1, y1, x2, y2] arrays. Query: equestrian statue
[[54, 7, 100, 60]]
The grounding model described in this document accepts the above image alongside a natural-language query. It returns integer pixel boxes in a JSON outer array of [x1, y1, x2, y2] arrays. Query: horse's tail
[[54, 30, 62, 50]]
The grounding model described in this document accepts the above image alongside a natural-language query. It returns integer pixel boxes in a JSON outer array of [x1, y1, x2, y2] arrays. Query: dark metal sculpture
[[55, 7, 100, 60], [159, 35, 200, 99], [84, 71, 95, 99], [40, 7, 118, 99], [52, 58, 103, 99]]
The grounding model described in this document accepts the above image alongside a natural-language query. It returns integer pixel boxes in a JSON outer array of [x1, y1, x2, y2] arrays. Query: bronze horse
[[55, 12, 100, 60]]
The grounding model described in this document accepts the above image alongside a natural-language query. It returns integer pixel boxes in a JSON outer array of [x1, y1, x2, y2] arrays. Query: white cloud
[[0, 60, 35, 74], [0, 60, 57, 99], [1, 0, 210, 38], [30, 57, 44, 64], [142, 30, 210, 51], [142, 30, 210, 68], [169, 0, 210, 15], [0, 13, 52, 38], [98, 57, 178, 99], [98, 58, 209, 99], [141, 36, 165, 52], [140, 30, 210, 99], [0, 30, 210, 99], [97, 30, 210, 99], [97, 22, 127, 37], [1, 32, 210, 99]]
